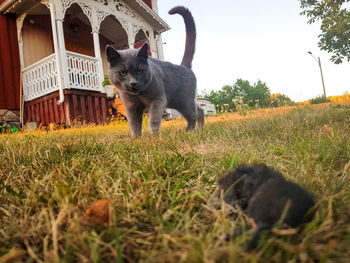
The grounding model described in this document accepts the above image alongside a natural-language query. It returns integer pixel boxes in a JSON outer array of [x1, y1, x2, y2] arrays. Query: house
[[0, 0, 169, 127]]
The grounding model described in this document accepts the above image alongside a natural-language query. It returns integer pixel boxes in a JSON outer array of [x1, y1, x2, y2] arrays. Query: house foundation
[[0, 109, 20, 128]]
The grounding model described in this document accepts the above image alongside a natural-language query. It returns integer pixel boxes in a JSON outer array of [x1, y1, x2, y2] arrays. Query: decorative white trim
[[66, 51, 101, 92], [56, 0, 154, 46], [16, 13, 26, 68], [94, 8, 109, 32], [22, 51, 102, 100], [16, 13, 26, 39], [40, 0, 50, 9], [1, 0, 169, 34], [22, 54, 58, 101], [125, 0, 168, 31]]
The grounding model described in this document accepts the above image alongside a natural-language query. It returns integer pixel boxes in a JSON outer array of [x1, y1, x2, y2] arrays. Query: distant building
[[0, 0, 169, 126]]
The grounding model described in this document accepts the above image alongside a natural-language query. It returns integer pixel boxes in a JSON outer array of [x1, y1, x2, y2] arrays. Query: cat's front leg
[[148, 100, 166, 134], [122, 96, 145, 137], [125, 107, 144, 137]]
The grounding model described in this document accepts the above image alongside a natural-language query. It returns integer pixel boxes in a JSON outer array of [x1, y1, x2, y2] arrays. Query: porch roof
[[0, 0, 170, 33], [124, 0, 169, 33], [0, 0, 40, 15]]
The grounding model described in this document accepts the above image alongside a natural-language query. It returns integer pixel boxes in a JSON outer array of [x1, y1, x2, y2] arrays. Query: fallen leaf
[[85, 199, 112, 224]]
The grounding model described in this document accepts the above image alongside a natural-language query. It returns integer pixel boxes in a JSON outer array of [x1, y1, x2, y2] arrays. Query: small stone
[[4, 110, 19, 122], [0, 109, 8, 116]]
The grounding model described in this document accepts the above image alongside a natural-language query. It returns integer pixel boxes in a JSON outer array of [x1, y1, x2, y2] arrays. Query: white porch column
[[155, 34, 164, 60], [56, 19, 70, 91], [148, 30, 157, 58], [49, 1, 65, 104], [92, 30, 105, 92], [127, 22, 135, 48]]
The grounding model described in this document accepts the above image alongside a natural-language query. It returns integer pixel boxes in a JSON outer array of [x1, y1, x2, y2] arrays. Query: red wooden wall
[[24, 89, 109, 125], [134, 40, 151, 56], [0, 12, 21, 110], [142, 0, 152, 9]]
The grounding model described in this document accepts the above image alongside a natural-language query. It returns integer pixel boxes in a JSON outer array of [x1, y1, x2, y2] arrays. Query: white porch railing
[[22, 51, 103, 101], [22, 53, 58, 101], [66, 51, 102, 92]]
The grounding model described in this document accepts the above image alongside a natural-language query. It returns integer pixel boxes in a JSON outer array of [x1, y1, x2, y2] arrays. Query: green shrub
[[310, 95, 330, 104], [102, 75, 111, 87]]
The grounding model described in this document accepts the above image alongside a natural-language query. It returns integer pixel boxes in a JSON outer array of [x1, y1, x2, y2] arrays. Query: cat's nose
[[130, 82, 137, 88]]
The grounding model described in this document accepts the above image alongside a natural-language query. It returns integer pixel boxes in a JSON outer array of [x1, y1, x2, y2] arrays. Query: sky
[[156, 0, 350, 102]]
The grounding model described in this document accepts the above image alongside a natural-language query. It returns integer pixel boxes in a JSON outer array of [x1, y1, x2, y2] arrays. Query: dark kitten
[[218, 164, 315, 250], [106, 6, 204, 137], [218, 163, 284, 209]]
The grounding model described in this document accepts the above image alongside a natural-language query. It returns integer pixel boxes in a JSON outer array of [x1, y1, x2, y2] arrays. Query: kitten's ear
[[236, 165, 254, 176], [137, 43, 149, 59], [105, 45, 121, 63]]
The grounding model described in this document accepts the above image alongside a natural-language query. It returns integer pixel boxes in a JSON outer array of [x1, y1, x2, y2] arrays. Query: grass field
[[0, 104, 349, 263]]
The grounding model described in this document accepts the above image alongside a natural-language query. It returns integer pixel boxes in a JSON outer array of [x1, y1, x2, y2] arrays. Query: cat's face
[[106, 44, 151, 95], [218, 170, 246, 207]]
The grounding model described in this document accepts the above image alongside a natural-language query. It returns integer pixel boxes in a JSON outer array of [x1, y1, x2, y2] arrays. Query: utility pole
[[317, 57, 326, 98], [308, 51, 327, 98]]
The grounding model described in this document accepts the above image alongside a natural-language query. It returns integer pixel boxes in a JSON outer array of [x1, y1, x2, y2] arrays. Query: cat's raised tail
[[168, 6, 196, 69]]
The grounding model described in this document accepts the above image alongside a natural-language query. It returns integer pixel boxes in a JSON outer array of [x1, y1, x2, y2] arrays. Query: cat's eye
[[119, 70, 128, 77], [135, 69, 144, 75]]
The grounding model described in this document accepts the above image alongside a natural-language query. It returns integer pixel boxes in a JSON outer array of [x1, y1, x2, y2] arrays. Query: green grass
[[0, 104, 350, 262]]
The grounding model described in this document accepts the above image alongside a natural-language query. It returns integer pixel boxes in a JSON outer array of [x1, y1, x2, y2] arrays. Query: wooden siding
[[24, 89, 109, 125], [22, 15, 54, 68], [0, 13, 20, 110], [63, 15, 94, 57]]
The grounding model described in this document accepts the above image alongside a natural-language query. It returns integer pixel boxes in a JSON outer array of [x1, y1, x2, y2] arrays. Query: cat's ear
[[105, 45, 121, 63], [137, 43, 149, 59]]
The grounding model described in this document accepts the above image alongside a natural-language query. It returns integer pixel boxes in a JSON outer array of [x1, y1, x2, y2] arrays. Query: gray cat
[[105, 6, 204, 137]]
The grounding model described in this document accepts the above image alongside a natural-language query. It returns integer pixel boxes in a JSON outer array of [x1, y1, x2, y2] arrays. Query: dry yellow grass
[[298, 92, 350, 105], [328, 91, 350, 103], [0, 104, 349, 262]]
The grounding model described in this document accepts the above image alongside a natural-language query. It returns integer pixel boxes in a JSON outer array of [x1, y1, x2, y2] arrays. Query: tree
[[202, 85, 238, 111], [201, 79, 273, 112], [234, 79, 271, 107], [299, 0, 350, 64]]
